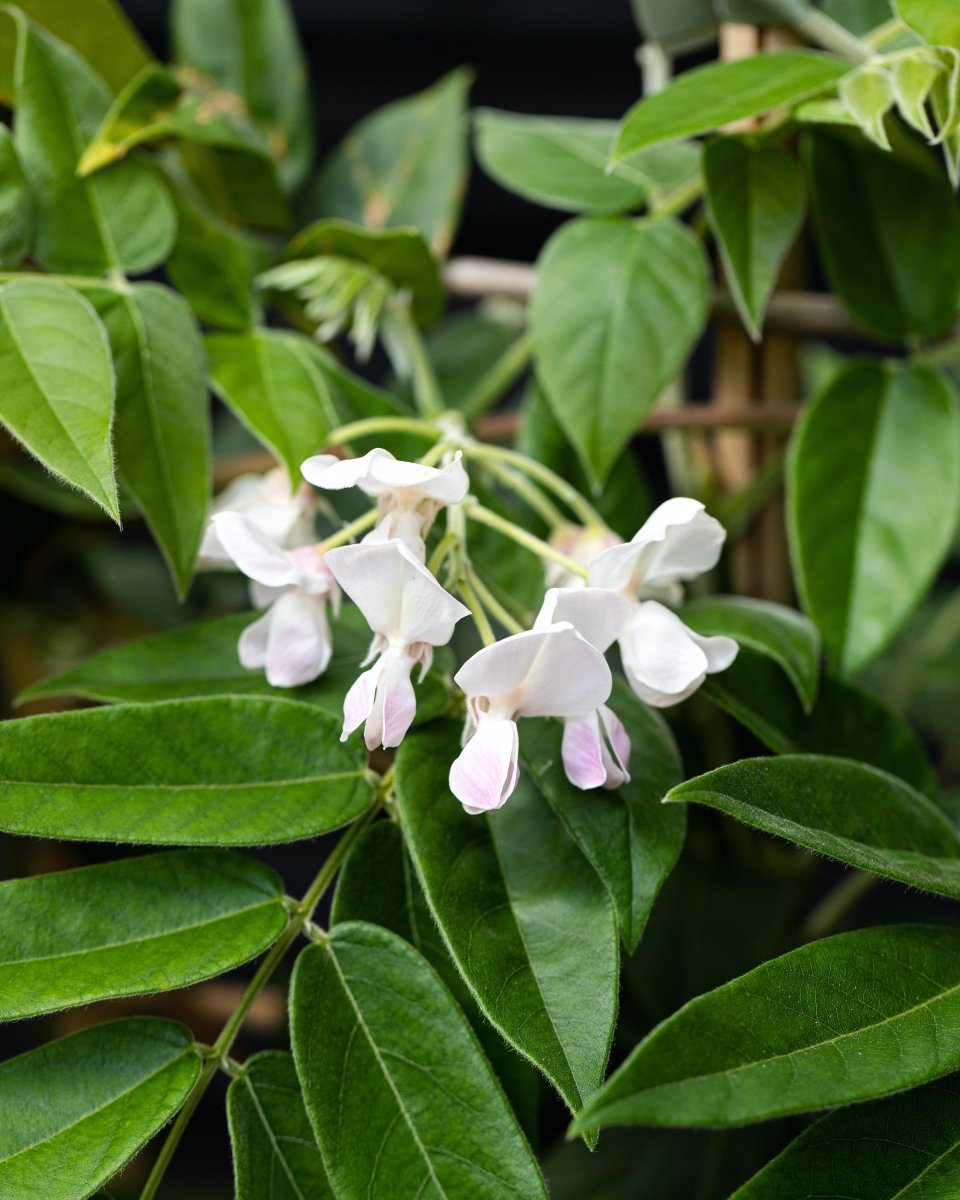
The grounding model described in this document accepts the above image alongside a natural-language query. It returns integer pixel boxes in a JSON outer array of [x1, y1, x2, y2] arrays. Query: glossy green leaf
[[162, 152, 266, 331], [0, 1018, 199, 1196], [574, 923, 960, 1133], [839, 64, 896, 148], [172, 0, 313, 193], [897, 0, 960, 49], [0, 696, 372, 845], [704, 136, 805, 341], [475, 108, 700, 214], [228, 1051, 331, 1200], [788, 360, 960, 675], [614, 51, 850, 160], [206, 329, 338, 483], [683, 596, 820, 710], [291, 924, 548, 1199], [531, 215, 709, 484], [521, 681, 685, 950], [892, 54, 941, 138], [0, 850, 286, 1020], [280, 218, 445, 327], [0, 126, 34, 267], [79, 64, 268, 175], [176, 138, 288, 231], [703, 649, 937, 796], [732, 1077, 960, 1199], [94, 284, 210, 596], [12, 14, 176, 275], [805, 127, 960, 340], [304, 69, 470, 258], [17, 610, 451, 726], [669, 754, 960, 899], [395, 722, 619, 1115], [0, 279, 118, 521], [331, 821, 541, 1145]]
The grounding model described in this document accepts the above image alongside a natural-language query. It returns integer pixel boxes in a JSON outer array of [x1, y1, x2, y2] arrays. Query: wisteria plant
[[3, 0, 960, 1196]]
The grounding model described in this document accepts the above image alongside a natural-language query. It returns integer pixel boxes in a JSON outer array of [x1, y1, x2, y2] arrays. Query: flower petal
[[374, 653, 418, 750], [210, 513, 300, 588], [237, 608, 273, 670], [325, 539, 469, 645], [598, 704, 631, 788], [535, 586, 633, 653], [448, 715, 520, 815], [200, 471, 314, 569], [342, 659, 383, 740], [301, 448, 394, 496], [561, 713, 608, 790], [368, 450, 469, 505], [262, 590, 333, 688], [618, 600, 719, 707]]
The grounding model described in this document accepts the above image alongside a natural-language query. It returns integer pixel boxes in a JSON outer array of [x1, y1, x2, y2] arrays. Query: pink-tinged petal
[[210, 513, 299, 588], [200, 471, 315, 569], [598, 705, 631, 788], [237, 609, 273, 670], [618, 600, 711, 707], [326, 539, 468, 646], [288, 545, 338, 597], [363, 509, 427, 559], [301, 449, 394, 495], [516, 625, 612, 718], [342, 659, 383, 740], [535, 587, 633, 653], [561, 714, 608, 790], [262, 590, 333, 688], [376, 653, 418, 749], [449, 715, 520, 815]]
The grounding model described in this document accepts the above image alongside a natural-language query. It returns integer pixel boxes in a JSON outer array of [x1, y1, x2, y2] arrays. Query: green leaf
[[171, 0, 314, 193], [614, 51, 850, 160], [94, 284, 210, 596], [669, 754, 960, 899], [291, 923, 548, 1199], [839, 64, 896, 148], [228, 1051, 331, 1200], [162, 151, 266, 331], [704, 136, 805, 341], [892, 53, 942, 138], [0, 1018, 199, 1196], [395, 722, 619, 1115], [574, 923, 960, 1133], [0, 849, 286, 1020], [703, 649, 937, 796], [11, 14, 176, 275], [176, 139, 288, 232], [0, 279, 118, 521], [280, 218, 445, 327], [629, 0, 716, 54], [531, 215, 709, 484], [805, 127, 960, 340], [682, 595, 820, 710], [475, 108, 700, 214], [0, 126, 34, 267], [78, 64, 269, 175], [521, 681, 685, 951], [303, 69, 471, 258], [897, 0, 960, 49], [206, 329, 338, 484], [787, 360, 960, 675], [732, 1077, 960, 1199], [17, 609, 451, 726], [0, 696, 372, 845]]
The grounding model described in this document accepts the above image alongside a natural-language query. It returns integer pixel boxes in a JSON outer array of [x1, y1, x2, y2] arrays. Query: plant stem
[[458, 574, 497, 646], [463, 442, 606, 531], [138, 805, 378, 1200], [315, 508, 379, 554], [393, 305, 445, 418], [465, 502, 589, 579], [649, 173, 704, 219], [482, 459, 567, 529], [800, 870, 878, 943], [792, 8, 875, 61], [461, 331, 534, 421], [865, 16, 908, 50], [0, 269, 131, 292], [327, 416, 440, 445], [427, 530, 460, 577], [466, 567, 526, 635]]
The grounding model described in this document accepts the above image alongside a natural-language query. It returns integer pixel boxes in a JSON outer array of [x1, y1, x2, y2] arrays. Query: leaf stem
[[792, 7, 875, 62], [392, 305, 445, 418], [465, 502, 589, 579], [649, 173, 704, 219], [800, 869, 877, 943], [466, 566, 526, 635], [461, 331, 534, 421], [0, 270, 131, 292], [327, 416, 440, 445], [138, 805, 379, 1200], [482, 458, 567, 529], [462, 442, 606, 531], [458, 574, 497, 646]]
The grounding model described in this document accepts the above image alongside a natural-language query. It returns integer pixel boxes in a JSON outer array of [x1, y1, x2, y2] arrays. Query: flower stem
[[458, 574, 497, 646], [792, 7, 875, 61], [482, 458, 567, 529], [461, 331, 534, 421], [315, 508, 379, 554], [462, 442, 606, 532], [138, 805, 379, 1200], [391, 305, 445, 418], [466, 567, 526, 635], [327, 416, 440, 445], [465, 502, 589, 579]]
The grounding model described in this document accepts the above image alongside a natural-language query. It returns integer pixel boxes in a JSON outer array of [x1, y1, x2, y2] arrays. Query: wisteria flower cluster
[[208, 446, 738, 815]]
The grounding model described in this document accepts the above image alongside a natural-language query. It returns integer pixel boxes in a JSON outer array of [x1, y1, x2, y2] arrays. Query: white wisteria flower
[[543, 522, 623, 589], [301, 448, 469, 558], [199, 468, 315, 569], [588, 498, 738, 707], [325, 539, 470, 750], [449, 623, 612, 815], [535, 587, 635, 790], [211, 513, 339, 689]]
